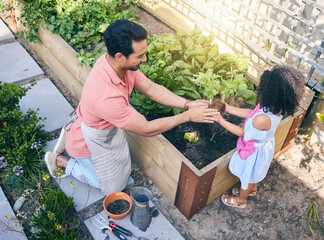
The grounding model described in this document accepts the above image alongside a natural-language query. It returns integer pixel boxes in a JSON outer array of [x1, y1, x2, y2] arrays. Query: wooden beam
[[175, 162, 217, 219]]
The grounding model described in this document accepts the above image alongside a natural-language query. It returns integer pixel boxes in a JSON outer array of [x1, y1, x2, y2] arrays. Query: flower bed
[[12, 2, 306, 219], [0, 81, 79, 238]]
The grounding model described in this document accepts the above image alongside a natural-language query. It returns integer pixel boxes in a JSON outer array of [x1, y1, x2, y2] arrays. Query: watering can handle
[[150, 206, 158, 215]]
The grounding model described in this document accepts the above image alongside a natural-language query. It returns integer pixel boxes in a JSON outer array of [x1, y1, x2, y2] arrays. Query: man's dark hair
[[104, 19, 148, 58]]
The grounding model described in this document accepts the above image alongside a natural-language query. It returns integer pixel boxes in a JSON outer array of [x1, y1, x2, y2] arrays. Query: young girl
[[216, 65, 305, 208]]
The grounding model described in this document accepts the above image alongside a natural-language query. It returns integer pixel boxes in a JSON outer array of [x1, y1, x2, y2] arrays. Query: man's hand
[[188, 99, 209, 109], [185, 106, 219, 123]]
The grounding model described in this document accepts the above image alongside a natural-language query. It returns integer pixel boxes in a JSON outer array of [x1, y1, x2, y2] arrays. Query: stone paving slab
[[20, 78, 74, 133], [0, 18, 14, 43], [55, 175, 105, 212], [0, 187, 28, 240], [0, 42, 43, 83], [85, 209, 185, 240]]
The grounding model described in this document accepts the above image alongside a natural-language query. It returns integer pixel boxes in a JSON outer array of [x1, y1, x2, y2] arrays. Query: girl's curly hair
[[256, 65, 305, 116]]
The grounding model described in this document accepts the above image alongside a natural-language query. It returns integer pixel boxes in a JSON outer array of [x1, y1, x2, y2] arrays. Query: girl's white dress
[[229, 109, 282, 190]]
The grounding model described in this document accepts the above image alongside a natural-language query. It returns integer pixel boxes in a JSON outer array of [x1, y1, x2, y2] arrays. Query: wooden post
[[298, 78, 324, 141], [175, 162, 216, 220]]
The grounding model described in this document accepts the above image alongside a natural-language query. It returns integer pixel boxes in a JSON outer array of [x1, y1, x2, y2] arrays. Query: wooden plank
[[280, 111, 306, 154], [201, 149, 236, 174], [36, 26, 91, 85], [204, 149, 239, 204], [124, 132, 178, 203], [208, 173, 239, 204], [125, 132, 186, 182], [273, 119, 294, 155], [127, 130, 203, 176], [29, 40, 83, 101]]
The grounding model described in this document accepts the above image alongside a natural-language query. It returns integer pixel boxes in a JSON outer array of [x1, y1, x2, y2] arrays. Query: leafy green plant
[[76, 43, 105, 67], [8, 0, 139, 52], [0, 81, 48, 180], [29, 184, 78, 239], [184, 132, 199, 143], [130, 28, 255, 114], [317, 113, 324, 122], [303, 197, 324, 238], [316, 93, 324, 122], [6, 170, 80, 239]]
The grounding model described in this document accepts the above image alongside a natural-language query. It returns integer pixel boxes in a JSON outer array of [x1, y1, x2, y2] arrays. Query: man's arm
[[122, 106, 218, 137]]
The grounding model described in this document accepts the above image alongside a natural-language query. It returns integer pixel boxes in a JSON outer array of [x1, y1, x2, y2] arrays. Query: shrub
[[0, 81, 48, 180], [29, 178, 78, 239]]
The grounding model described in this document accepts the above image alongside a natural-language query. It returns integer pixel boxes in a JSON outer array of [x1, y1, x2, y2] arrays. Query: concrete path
[[0, 187, 27, 240], [0, 42, 43, 83], [0, 17, 185, 239]]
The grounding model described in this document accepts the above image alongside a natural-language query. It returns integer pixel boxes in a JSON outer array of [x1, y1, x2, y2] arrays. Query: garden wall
[[14, 3, 306, 219]]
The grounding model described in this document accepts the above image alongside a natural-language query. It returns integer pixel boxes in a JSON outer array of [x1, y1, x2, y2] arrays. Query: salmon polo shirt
[[66, 54, 146, 159]]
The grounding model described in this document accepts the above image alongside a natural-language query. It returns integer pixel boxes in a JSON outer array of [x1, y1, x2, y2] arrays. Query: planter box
[[15, 7, 306, 219]]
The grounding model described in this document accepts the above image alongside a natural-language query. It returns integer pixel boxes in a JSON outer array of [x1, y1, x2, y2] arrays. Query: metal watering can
[[130, 187, 159, 231]]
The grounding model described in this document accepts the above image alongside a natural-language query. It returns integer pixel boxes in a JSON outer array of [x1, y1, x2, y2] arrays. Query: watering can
[[130, 187, 159, 231]]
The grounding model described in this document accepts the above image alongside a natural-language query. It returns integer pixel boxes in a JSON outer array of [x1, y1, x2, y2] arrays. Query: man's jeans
[[65, 157, 101, 189]]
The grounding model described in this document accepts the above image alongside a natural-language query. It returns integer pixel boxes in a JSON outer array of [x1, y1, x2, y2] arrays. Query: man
[[45, 19, 218, 195]]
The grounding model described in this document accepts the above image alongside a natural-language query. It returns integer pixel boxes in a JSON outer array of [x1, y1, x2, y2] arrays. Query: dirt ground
[[1, 5, 324, 240]]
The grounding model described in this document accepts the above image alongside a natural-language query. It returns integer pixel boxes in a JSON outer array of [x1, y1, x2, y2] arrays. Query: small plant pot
[[103, 192, 132, 220]]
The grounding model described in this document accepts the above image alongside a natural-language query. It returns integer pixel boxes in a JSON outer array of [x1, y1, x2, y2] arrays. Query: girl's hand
[[188, 99, 208, 109], [215, 112, 225, 123], [224, 102, 229, 113], [186, 106, 218, 123]]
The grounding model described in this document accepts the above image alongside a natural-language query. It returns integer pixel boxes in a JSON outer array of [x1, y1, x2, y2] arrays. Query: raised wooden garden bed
[[15, 5, 306, 219]]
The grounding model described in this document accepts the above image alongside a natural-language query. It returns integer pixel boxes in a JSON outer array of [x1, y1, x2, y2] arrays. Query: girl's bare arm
[[216, 114, 244, 137], [225, 103, 253, 118]]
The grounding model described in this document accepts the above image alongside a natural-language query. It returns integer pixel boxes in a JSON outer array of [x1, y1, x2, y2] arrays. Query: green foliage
[[317, 113, 324, 122], [14, 172, 79, 239], [13, 0, 139, 52], [30, 188, 78, 239], [184, 132, 199, 143], [303, 197, 324, 238], [131, 28, 255, 114], [317, 93, 324, 122], [0, 81, 48, 179], [76, 43, 105, 67]]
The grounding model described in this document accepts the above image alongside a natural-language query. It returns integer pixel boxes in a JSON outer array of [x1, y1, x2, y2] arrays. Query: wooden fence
[[141, 0, 324, 92]]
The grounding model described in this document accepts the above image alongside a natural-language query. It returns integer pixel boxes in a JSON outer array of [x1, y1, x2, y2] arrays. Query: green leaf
[[185, 37, 194, 49], [47, 24, 54, 32], [172, 107, 183, 115], [184, 132, 199, 142], [316, 113, 324, 122], [99, 23, 109, 33]]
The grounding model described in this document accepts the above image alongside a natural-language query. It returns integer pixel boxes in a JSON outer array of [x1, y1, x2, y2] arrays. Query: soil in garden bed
[[137, 99, 253, 170]]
